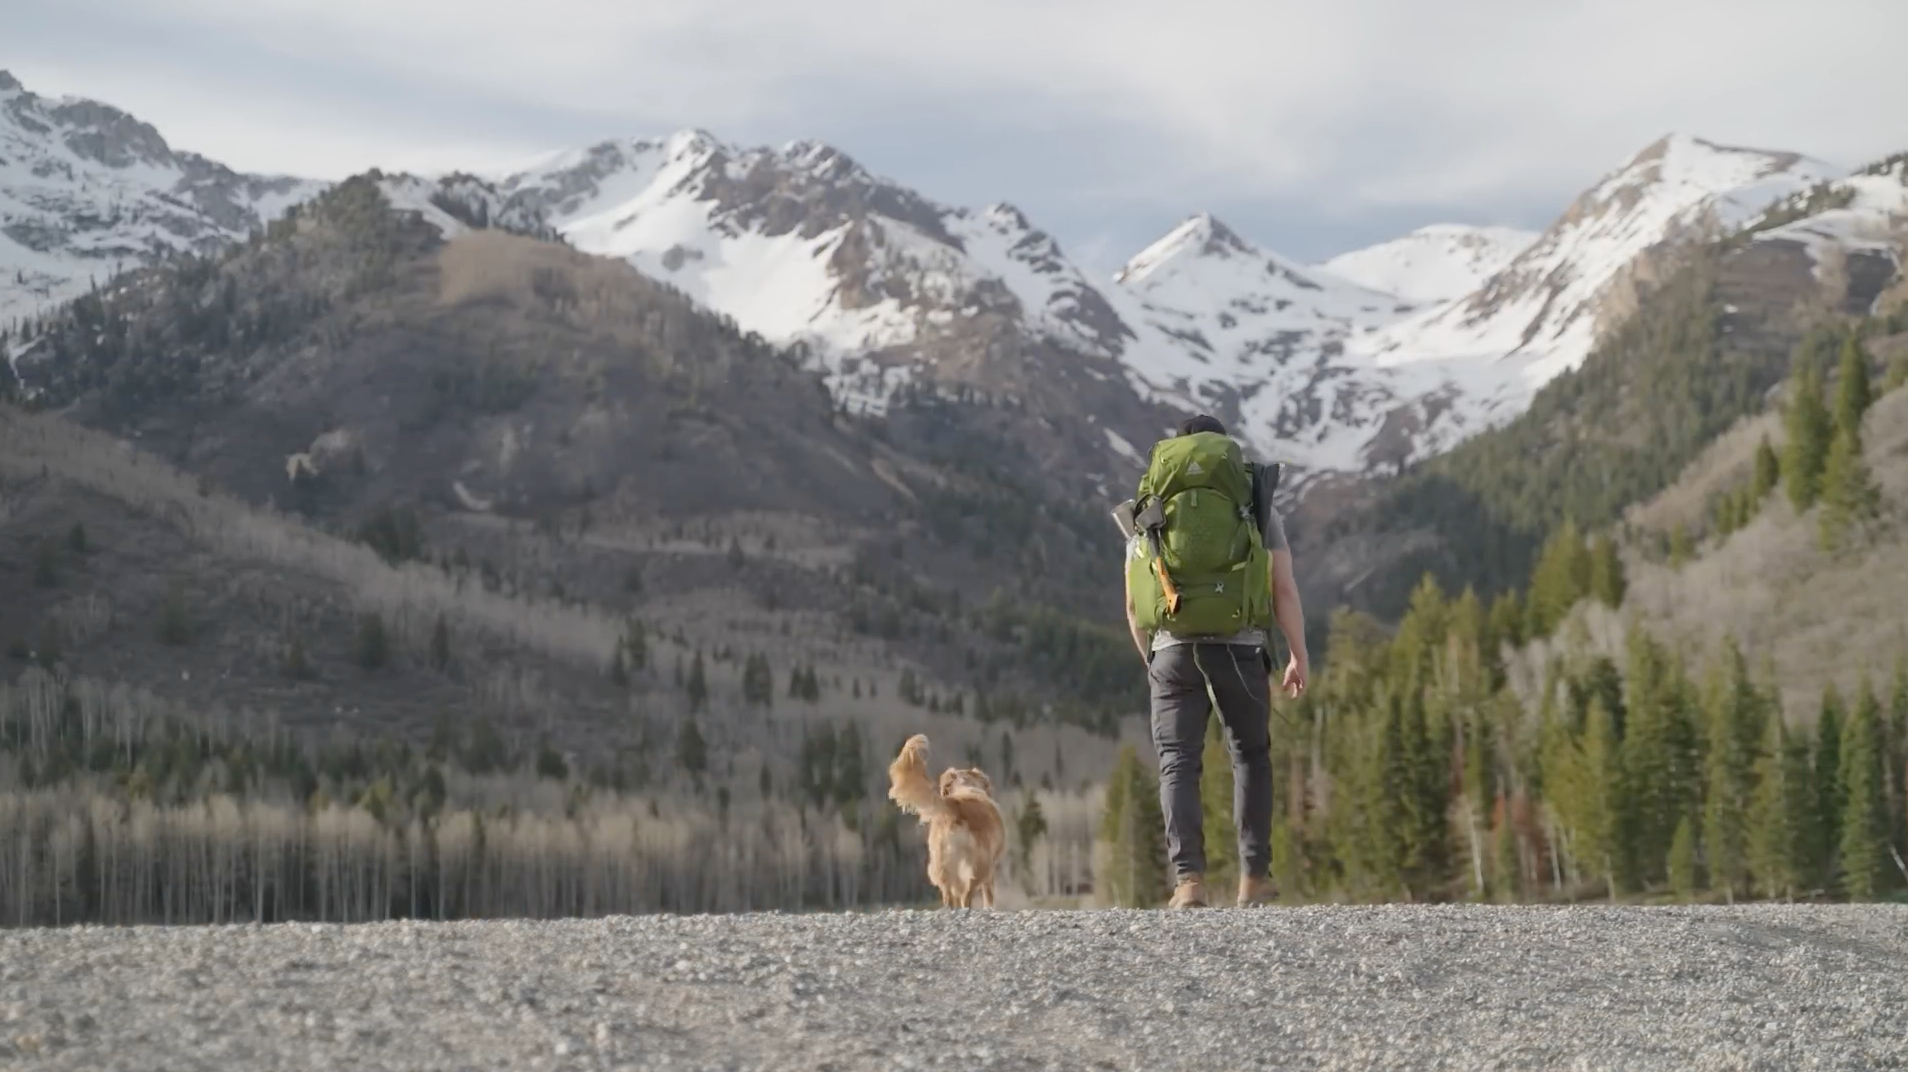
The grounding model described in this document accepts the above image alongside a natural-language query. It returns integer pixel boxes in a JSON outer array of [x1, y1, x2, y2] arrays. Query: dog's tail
[[888, 734, 949, 823]]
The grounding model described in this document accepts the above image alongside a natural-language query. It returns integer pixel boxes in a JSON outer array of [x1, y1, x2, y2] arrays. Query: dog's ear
[[966, 768, 993, 793], [937, 769, 958, 795]]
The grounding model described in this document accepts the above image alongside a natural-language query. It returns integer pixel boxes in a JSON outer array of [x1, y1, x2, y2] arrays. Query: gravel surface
[[4, 904, 1906, 1071]]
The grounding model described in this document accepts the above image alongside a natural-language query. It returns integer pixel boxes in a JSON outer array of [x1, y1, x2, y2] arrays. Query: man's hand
[[1281, 653, 1308, 699]]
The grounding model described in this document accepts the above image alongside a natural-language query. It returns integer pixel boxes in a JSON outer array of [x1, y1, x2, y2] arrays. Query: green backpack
[[1126, 431, 1272, 637]]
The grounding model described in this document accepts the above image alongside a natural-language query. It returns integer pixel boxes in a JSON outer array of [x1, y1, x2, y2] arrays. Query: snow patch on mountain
[[1101, 212, 1416, 470], [497, 133, 1159, 415], [1352, 135, 1845, 395], [1751, 160, 1908, 278], [375, 174, 559, 242], [0, 69, 321, 326], [1318, 224, 1538, 305]]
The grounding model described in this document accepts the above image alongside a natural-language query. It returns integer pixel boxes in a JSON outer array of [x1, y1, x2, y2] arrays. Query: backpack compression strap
[[1133, 498, 1181, 615]]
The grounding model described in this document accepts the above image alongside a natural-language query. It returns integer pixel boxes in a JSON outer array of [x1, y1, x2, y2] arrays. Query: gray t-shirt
[[1151, 462, 1286, 652]]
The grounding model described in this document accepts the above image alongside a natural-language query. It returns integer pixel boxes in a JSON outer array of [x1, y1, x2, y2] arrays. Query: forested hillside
[[0, 177, 1154, 925], [1092, 318, 1908, 909], [1320, 231, 1905, 621], [6, 148, 1908, 924]]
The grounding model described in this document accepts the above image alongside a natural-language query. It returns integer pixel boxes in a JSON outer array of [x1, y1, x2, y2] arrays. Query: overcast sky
[[11, 0, 1908, 272]]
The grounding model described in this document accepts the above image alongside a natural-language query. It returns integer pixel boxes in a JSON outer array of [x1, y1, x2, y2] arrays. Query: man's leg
[[1147, 644, 1210, 887], [1201, 643, 1274, 885]]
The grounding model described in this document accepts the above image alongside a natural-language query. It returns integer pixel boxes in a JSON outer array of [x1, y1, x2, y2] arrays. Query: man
[[1122, 414, 1308, 909]]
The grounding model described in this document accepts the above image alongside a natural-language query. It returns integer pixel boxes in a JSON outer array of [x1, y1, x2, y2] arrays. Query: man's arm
[[1256, 486, 1307, 698], [1271, 547, 1308, 697]]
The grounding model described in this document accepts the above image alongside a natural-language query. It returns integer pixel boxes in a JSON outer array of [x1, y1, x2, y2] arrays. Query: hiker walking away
[[1119, 414, 1308, 909]]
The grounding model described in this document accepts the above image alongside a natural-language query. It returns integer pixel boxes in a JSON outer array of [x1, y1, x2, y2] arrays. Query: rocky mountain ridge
[[3, 72, 1899, 494]]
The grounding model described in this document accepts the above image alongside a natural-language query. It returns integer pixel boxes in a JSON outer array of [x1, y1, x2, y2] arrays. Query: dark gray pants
[[1147, 642, 1273, 883]]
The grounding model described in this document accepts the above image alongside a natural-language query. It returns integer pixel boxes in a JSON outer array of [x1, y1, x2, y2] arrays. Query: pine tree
[[608, 645, 629, 686], [1486, 590, 1525, 653], [1833, 335, 1874, 441], [356, 612, 388, 670], [1815, 686, 1846, 888], [283, 636, 311, 681], [1573, 699, 1625, 900], [1668, 523, 1694, 568], [1524, 521, 1590, 638], [1750, 713, 1811, 901], [625, 623, 647, 671], [1097, 744, 1167, 907], [676, 718, 708, 780], [1888, 656, 1908, 869], [1667, 814, 1700, 902], [1701, 648, 1756, 902], [430, 612, 451, 673], [833, 722, 865, 807], [157, 581, 190, 646], [741, 653, 772, 707], [1818, 426, 1880, 552], [1398, 686, 1450, 898], [1839, 678, 1889, 900], [1460, 701, 1497, 899], [1354, 690, 1410, 896], [1622, 631, 1699, 887], [1751, 435, 1781, 502], [1588, 534, 1626, 607], [1784, 360, 1834, 511], [686, 651, 708, 713]]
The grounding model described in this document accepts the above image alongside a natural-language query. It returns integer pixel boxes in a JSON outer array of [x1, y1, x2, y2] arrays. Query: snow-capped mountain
[[1105, 212, 1437, 473], [1319, 224, 1538, 305], [1353, 136, 1844, 393], [0, 70, 321, 326], [493, 132, 1144, 416], [2, 66, 1899, 492], [490, 135, 1448, 475]]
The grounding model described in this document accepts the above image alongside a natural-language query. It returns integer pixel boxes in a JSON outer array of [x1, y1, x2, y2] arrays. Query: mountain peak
[[663, 128, 724, 161], [1114, 212, 1254, 285], [0, 70, 19, 93]]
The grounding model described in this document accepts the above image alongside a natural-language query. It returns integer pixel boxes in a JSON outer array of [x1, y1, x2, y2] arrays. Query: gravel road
[[3, 904, 1905, 1071]]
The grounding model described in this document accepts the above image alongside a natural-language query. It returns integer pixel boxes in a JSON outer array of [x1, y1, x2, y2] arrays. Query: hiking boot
[[1169, 875, 1209, 909], [1236, 875, 1278, 907]]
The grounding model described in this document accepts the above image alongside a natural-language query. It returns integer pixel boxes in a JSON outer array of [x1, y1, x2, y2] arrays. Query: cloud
[[9, 0, 1908, 262]]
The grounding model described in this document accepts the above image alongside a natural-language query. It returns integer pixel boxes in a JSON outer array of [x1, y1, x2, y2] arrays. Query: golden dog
[[887, 734, 1005, 908]]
